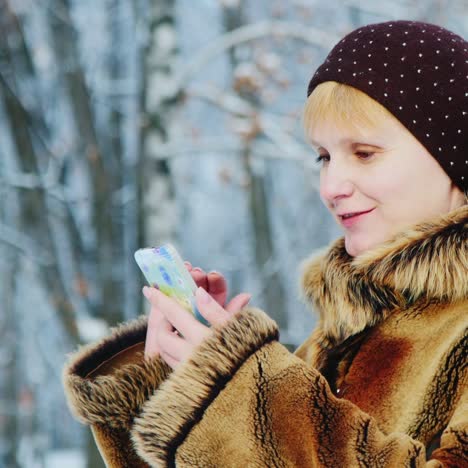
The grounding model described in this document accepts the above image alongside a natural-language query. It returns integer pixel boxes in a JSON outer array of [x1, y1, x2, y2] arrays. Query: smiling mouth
[[338, 208, 376, 227], [339, 209, 374, 219]]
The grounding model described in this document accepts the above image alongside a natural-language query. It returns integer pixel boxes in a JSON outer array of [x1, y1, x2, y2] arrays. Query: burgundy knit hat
[[307, 20, 468, 193]]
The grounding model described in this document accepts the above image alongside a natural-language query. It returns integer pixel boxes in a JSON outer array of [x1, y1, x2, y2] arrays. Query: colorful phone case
[[134, 244, 209, 326]]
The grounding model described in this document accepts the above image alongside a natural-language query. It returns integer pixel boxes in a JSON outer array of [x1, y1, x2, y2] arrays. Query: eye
[[355, 151, 375, 160], [315, 153, 330, 164]]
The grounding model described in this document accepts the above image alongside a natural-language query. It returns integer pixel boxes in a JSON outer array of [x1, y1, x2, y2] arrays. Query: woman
[[64, 20, 467, 467]]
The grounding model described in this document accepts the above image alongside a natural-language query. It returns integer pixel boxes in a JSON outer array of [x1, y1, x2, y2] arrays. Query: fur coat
[[63, 205, 467, 467]]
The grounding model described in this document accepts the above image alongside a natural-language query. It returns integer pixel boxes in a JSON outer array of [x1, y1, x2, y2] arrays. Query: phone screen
[[134, 244, 209, 326]]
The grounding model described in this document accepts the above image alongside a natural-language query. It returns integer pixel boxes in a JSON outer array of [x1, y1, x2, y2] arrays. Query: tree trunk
[[140, 1, 179, 246], [222, 2, 287, 328], [0, 19, 81, 342], [0, 251, 19, 467], [48, 0, 124, 326]]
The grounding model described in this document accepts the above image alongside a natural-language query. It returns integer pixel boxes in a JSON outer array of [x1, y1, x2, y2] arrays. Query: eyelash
[[315, 151, 375, 164], [315, 154, 328, 163]]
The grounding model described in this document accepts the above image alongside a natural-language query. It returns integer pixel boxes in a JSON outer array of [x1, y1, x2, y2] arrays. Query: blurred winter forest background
[[0, 0, 466, 466]]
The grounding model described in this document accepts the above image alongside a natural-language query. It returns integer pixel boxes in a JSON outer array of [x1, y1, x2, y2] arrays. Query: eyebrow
[[311, 139, 383, 150], [310, 137, 356, 148]]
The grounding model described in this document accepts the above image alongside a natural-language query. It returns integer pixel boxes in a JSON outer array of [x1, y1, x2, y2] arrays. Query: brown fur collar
[[299, 205, 468, 348]]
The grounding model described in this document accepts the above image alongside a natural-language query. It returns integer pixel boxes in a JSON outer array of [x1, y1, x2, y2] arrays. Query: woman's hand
[[144, 264, 251, 369], [183, 261, 250, 313]]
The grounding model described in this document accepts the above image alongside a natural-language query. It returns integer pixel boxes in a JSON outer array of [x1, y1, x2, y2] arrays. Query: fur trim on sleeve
[[131, 307, 279, 466], [63, 315, 171, 429]]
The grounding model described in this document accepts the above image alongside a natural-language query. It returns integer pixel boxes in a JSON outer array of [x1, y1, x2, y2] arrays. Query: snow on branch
[[188, 84, 255, 117], [257, 112, 312, 163], [175, 20, 339, 89], [185, 85, 315, 165], [0, 223, 54, 265], [342, 0, 417, 17], [1, 169, 58, 191]]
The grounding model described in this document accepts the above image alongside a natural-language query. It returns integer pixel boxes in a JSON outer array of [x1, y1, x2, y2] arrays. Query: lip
[[338, 208, 375, 228]]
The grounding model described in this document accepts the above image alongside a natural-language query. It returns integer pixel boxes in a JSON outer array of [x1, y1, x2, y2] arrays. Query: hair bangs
[[303, 82, 391, 142]]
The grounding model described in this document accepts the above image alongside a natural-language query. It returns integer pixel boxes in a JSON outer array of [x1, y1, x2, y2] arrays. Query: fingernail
[[196, 287, 212, 304], [142, 286, 152, 299], [193, 267, 203, 273], [208, 270, 221, 276], [245, 294, 252, 305]]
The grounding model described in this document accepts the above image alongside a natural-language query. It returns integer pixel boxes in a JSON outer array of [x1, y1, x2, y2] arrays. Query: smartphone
[[134, 244, 209, 326]]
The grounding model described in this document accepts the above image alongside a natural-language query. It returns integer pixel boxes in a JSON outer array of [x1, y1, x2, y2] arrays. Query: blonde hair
[[303, 81, 396, 141]]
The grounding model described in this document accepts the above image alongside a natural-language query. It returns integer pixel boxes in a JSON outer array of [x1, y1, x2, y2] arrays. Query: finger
[[191, 268, 208, 289], [195, 287, 230, 328], [143, 286, 208, 342], [184, 261, 193, 271], [145, 305, 162, 358], [157, 326, 193, 362], [145, 304, 173, 359], [225, 293, 252, 314], [206, 271, 228, 306]]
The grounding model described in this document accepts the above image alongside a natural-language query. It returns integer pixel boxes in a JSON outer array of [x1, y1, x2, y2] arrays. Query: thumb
[[225, 293, 252, 314]]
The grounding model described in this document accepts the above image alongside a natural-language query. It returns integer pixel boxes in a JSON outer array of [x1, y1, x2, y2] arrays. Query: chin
[[344, 236, 377, 257]]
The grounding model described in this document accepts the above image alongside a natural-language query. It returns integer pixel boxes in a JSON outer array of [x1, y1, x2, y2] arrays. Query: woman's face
[[310, 114, 465, 257]]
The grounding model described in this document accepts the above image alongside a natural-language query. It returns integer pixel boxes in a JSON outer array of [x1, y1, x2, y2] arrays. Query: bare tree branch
[[175, 20, 340, 88], [0, 223, 54, 265], [188, 84, 255, 116], [343, 0, 418, 17]]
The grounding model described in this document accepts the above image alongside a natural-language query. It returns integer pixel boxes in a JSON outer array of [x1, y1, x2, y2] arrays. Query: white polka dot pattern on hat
[[307, 20, 468, 191]]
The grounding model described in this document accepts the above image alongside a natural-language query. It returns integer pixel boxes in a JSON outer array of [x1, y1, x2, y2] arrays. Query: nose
[[319, 159, 354, 208]]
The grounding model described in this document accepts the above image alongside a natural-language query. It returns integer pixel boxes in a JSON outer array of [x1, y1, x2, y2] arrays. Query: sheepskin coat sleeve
[[62, 316, 172, 467], [63, 205, 468, 467]]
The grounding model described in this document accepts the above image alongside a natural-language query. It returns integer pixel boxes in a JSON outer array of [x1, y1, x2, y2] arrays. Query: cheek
[[318, 174, 332, 208], [361, 166, 414, 202], [318, 171, 326, 198]]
